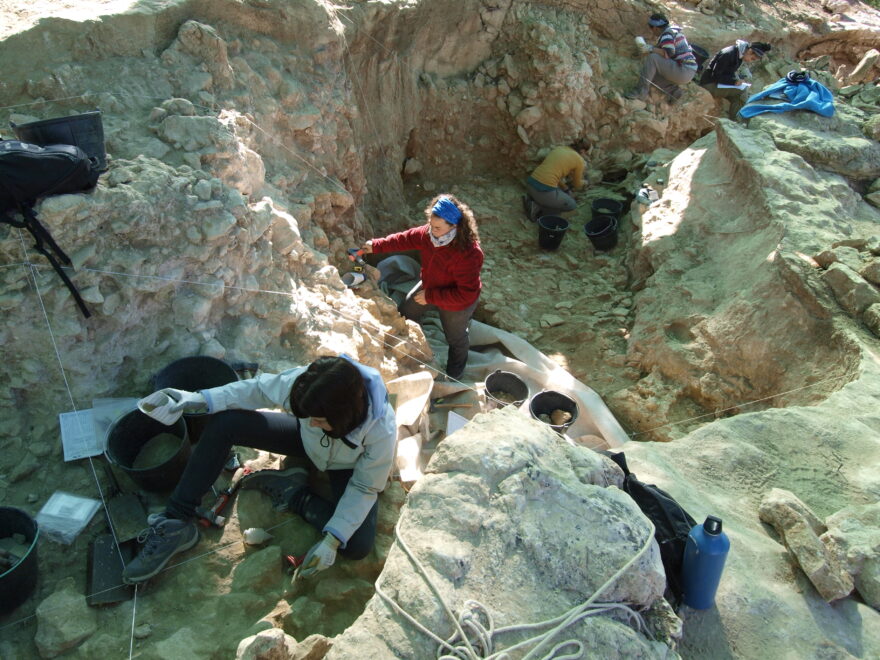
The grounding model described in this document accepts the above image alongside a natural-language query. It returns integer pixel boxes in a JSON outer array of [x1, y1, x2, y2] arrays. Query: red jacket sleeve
[[370, 226, 427, 254]]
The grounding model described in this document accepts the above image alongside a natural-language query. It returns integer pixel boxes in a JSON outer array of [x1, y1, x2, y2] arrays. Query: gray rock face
[[759, 489, 854, 602], [329, 407, 672, 658], [236, 628, 298, 659], [823, 503, 880, 609], [34, 577, 97, 658], [822, 262, 880, 316], [752, 110, 880, 179]]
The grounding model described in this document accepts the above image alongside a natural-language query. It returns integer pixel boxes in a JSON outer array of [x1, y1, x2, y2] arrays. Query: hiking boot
[[239, 467, 309, 512], [521, 195, 540, 222], [624, 88, 647, 100], [667, 87, 684, 104], [122, 513, 199, 584]]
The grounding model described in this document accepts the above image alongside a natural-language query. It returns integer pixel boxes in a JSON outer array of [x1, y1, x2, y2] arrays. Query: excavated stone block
[[814, 246, 863, 271], [758, 491, 853, 602], [758, 488, 827, 536], [861, 260, 880, 286], [34, 577, 97, 658], [290, 634, 333, 660], [822, 503, 880, 609], [846, 49, 880, 84], [822, 263, 880, 316], [865, 303, 880, 337], [787, 519, 854, 601], [236, 628, 298, 660]]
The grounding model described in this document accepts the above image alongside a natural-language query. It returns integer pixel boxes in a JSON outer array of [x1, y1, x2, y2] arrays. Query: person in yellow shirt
[[522, 141, 590, 222]]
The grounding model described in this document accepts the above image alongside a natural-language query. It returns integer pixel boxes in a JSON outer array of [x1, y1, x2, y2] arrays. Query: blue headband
[[432, 197, 462, 225]]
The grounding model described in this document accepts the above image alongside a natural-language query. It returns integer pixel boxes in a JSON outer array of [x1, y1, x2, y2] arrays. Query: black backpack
[[606, 451, 697, 605], [0, 140, 101, 317], [691, 44, 710, 74]]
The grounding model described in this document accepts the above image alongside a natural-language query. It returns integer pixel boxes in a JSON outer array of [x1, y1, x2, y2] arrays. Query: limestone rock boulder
[[750, 109, 880, 180], [865, 303, 880, 337], [328, 407, 671, 658], [758, 488, 827, 535], [822, 503, 880, 609], [822, 262, 880, 316], [759, 488, 854, 601], [34, 577, 97, 658], [236, 628, 298, 659], [289, 634, 333, 659], [621, 112, 880, 435]]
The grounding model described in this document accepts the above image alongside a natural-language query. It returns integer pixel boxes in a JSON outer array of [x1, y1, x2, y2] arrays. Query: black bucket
[[537, 215, 570, 250], [591, 197, 624, 218], [11, 110, 107, 172], [584, 214, 619, 251], [529, 390, 579, 433], [153, 356, 239, 443], [485, 370, 529, 410], [105, 410, 190, 492], [0, 507, 40, 616]]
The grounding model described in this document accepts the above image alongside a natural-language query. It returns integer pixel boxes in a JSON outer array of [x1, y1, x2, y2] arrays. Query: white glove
[[300, 533, 341, 577], [137, 388, 207, 425]]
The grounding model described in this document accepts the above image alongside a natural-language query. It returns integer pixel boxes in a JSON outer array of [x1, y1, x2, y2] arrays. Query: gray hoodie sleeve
[[200, 368, 305, 413]]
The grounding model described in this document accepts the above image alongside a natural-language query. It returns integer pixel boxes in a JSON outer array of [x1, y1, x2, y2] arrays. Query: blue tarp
[[739, 76, 835, 118]]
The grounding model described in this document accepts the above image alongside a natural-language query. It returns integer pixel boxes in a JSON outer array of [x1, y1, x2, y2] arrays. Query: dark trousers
[[399, 282, 478, 379], [165, 410, 378, 559]]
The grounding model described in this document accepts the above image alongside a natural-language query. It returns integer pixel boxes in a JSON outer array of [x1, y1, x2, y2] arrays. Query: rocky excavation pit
[[1, 0, 879, 658]]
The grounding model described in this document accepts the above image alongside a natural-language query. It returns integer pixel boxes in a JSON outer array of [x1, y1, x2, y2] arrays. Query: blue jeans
[[399, 282, 478, 379], [525, 182, 577, 218], [165, 410, 378, 558]]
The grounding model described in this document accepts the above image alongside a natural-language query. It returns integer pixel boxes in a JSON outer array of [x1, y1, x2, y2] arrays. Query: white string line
[[6, 235, 146, 566], [15, 252, 853, 445], [335, 7, 396, 58], [16, 225, 130, 582], [335, 9, 397, 156], [0, 510, 302, 633], [0, 230, 128, 635], [4, 90, 851, 447], [72, 263, 435, 365], [129, 585, 138, 660], [630, 372, 850, 437], [0, 91, 354, 198]]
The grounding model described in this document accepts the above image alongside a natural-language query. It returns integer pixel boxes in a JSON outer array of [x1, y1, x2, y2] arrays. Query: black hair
[[570, 139, 591, 153], [648, 13, 669, 27], [749, 42, 772, 56], [289, 356, 368, 439]]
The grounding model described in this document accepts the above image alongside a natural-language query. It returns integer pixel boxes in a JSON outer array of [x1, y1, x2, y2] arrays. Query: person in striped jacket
[[625, 13, 698, 102]]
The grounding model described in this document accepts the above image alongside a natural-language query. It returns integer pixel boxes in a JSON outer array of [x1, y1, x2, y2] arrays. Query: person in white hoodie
[[123, 355, 397, 584]]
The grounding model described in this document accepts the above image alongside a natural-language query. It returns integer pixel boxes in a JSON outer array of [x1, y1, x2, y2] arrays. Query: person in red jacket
[[362, 194, 483, 381]]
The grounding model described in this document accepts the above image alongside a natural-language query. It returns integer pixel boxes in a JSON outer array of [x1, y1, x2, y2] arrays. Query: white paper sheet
[[59, 409, 100, 461], [446, 411, 468, 436]]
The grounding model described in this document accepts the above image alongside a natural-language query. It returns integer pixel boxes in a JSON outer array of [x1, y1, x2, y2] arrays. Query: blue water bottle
[[681, 515, 730, 609]]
